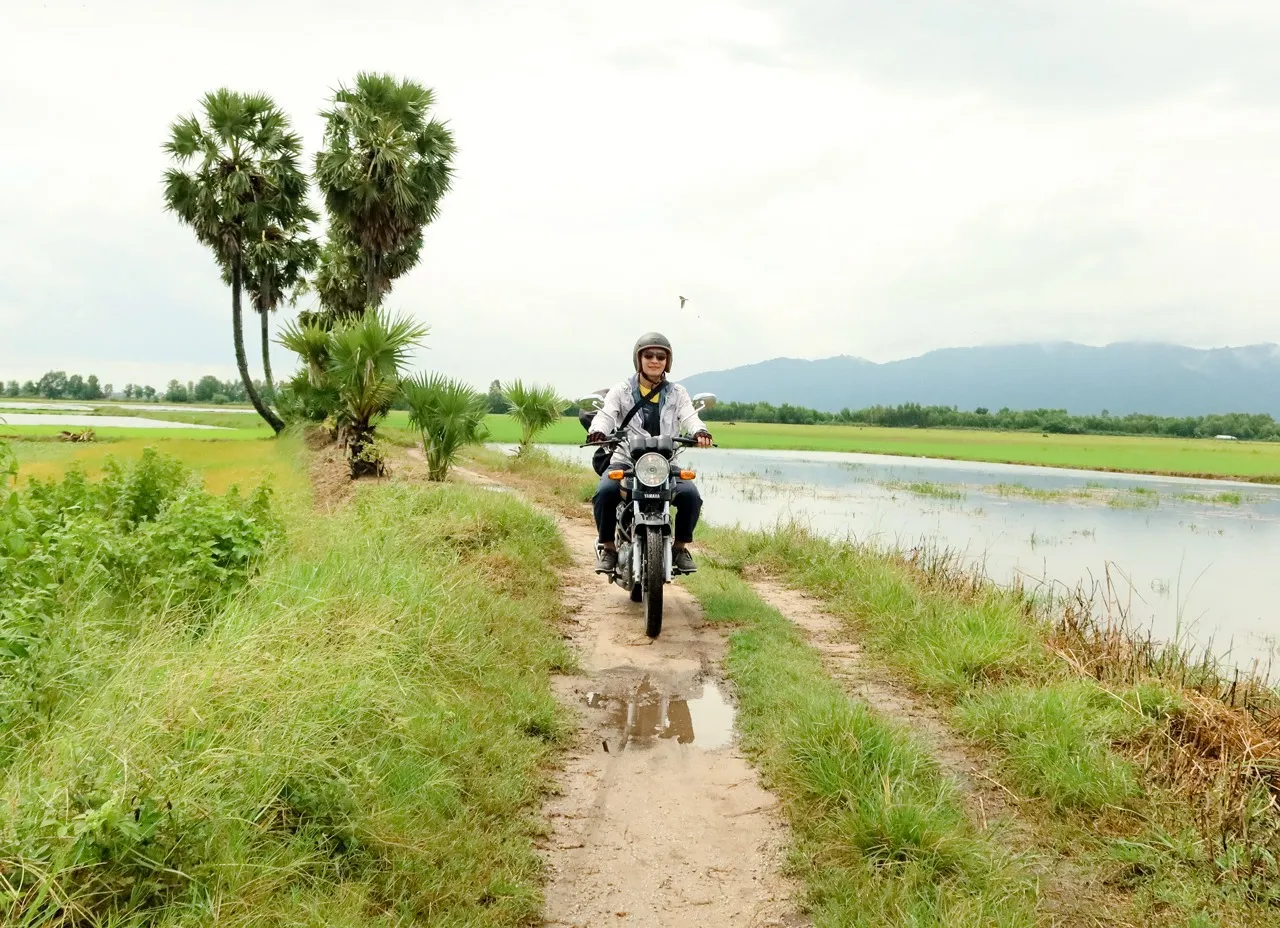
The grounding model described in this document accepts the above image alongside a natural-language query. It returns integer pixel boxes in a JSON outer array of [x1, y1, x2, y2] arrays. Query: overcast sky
[[2, 0, 1279, 396]]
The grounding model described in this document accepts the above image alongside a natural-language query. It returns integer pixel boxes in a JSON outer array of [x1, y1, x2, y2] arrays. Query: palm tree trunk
[[232, 258, 285, 434], [259, 308, 276, 400], [348, 422, 383, 478], [365, 252, 378, 310]]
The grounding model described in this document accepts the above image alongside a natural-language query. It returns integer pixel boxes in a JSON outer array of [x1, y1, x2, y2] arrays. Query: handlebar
[[579, 435, 716, 449]]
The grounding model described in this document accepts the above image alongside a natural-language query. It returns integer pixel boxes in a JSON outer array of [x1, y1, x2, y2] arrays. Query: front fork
[[606, 498, 675, 585], [631, 501, 674, 589]]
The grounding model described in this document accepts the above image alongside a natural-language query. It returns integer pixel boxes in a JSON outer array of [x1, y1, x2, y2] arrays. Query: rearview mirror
[[692, 392, 717, 412], [577, 393, 604, 412]]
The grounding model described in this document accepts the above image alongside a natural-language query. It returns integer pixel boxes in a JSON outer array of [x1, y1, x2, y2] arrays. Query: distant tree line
[[3, 371, 266, 405], [4, 371, 112, 401], [700, 400, 1280, 441]]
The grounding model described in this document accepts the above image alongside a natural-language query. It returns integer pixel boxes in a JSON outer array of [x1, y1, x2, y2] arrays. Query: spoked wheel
[[642, 526, 665, 638]]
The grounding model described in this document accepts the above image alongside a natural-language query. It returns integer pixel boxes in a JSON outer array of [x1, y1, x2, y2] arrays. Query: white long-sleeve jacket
[[587, 375, 710, 466]]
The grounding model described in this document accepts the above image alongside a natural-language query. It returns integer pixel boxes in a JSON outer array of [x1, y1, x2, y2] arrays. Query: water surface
[[0, 401, 255, 414], [0, 413, 227, 430], [540, 444, 1280, 675]]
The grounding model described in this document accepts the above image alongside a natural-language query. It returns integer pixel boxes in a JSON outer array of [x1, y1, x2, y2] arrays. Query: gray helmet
[[633, 332, 673, 373]]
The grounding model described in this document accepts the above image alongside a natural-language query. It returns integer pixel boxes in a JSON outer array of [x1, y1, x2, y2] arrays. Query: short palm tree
[[163, 89, 309, 434], [402, 374, 488, 481], [276, 315, 339, 424], [502, 380, 566, 455], [326, 310, 428, 476], [315, 73, 455, 308]]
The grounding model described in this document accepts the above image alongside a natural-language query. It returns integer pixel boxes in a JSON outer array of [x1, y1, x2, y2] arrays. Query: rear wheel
[[642, 526, 665, 638]]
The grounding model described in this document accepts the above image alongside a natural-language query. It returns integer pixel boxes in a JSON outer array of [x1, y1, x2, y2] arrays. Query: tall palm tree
[[315, 73, 455, 308], [163, 89, 309, 434]]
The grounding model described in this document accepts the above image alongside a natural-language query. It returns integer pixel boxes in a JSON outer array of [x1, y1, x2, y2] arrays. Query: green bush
[[0, 480, 571, 925], [0, 446, 278, 747]]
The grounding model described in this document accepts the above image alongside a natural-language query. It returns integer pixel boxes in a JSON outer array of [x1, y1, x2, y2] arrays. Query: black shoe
[[673, 548, 697, 574], [595, 548, 618, 574]]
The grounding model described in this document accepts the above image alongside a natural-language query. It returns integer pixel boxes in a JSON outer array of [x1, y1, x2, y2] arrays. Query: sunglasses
[[641, 350, 668, 361]]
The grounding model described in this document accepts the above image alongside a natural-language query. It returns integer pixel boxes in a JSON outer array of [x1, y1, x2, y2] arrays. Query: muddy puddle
[[587, 676, 735, 752]]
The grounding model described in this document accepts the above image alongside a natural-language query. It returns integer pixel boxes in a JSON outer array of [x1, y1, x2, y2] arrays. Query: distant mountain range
[[680, 342, 1280, 417]]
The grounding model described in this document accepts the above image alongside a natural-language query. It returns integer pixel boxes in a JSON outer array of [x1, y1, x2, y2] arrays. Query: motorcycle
[[577, 391, 717, 638]]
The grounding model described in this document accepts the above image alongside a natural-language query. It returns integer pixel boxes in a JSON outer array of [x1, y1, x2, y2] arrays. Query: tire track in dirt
[[441, 460, 806, 927], [539, 521, 805, 928], [746, 577, 1123, 928]]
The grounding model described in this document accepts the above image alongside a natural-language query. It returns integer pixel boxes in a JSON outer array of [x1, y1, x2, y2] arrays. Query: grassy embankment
[[700, 527, 1280, 926], [684, 567, 1043, 926], [1, 434, 574, 925], [467, 447, 1280, 926]]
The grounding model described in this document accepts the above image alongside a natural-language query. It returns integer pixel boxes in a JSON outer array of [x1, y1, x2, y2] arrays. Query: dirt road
[[535, 512, 805, 927]]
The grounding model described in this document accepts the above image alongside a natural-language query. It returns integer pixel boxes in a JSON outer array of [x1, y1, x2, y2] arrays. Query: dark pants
[[594, 475, 703, 545]]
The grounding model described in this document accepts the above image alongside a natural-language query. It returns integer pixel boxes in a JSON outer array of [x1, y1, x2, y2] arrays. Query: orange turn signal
[[679, 470, 697, 480], [607, 469, 625, 480]]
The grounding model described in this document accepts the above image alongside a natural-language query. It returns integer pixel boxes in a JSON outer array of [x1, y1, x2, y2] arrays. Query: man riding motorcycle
[[586, 332, 713, 574]]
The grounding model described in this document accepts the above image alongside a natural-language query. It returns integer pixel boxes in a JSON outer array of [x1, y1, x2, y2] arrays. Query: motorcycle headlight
[[634, 452, 669, 488]]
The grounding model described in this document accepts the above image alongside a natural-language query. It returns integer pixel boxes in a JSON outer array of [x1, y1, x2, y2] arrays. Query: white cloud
[[2, 0, 1279, 399]]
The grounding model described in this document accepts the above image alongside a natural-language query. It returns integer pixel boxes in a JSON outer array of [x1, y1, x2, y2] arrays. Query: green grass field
[[9, 409, 1280, 480], [471, 415, 1280, 481], [12, 436, 302, 494]]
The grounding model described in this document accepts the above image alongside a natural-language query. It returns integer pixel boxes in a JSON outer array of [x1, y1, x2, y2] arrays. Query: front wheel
[[642, 526, 665, 638]]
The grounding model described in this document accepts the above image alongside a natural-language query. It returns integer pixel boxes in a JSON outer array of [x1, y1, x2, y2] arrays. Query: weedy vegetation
[[700, 523, 1280, 923], [682, 567, 1040, 927], [0, 437, 574, 925]]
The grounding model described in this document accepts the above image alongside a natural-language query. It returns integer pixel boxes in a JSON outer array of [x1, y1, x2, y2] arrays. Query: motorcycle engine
[[614, 541, 633, 589]]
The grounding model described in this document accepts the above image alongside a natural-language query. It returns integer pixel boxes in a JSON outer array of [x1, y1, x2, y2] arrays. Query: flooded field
[[0, 413, 228, 429], [541, 445, 1280, 676], [0, 401, 255, 414]]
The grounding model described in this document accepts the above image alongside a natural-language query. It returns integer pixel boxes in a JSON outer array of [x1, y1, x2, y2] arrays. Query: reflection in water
[[535, 444, 1280, 675], [587, 677, 735, 751]]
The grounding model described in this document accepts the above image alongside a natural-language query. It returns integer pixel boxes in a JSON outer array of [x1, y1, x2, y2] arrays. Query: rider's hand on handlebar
[[695, 431, 713, 448], [587, 431, 607, 445]]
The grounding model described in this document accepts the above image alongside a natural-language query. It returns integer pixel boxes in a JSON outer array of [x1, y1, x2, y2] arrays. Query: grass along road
[[469, 415, 1280, 481], [477, 459, 807, 927], [701, 524, 1280, 926], [2, 436, 575, 924], [458, 449, 1042, 926], [465, 447, 1280, 927]]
